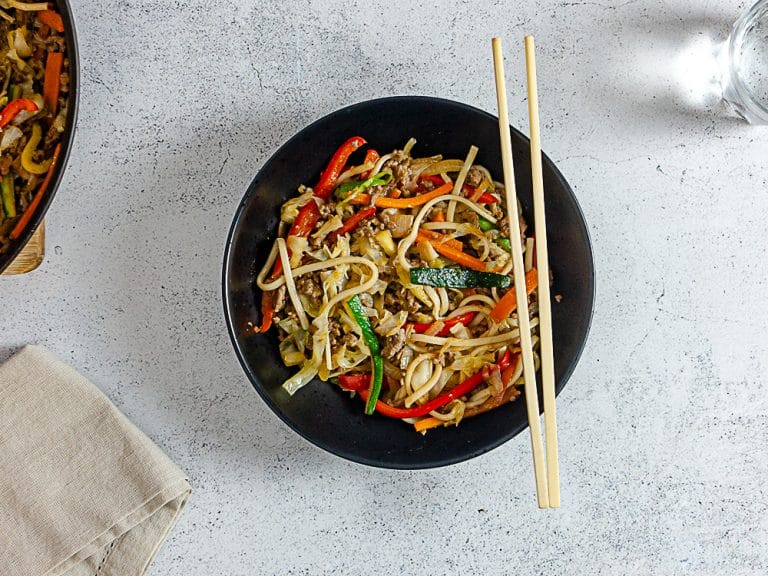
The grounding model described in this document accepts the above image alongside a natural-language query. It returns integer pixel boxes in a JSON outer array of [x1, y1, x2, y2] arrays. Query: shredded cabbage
[[280, 188, 314, 224]]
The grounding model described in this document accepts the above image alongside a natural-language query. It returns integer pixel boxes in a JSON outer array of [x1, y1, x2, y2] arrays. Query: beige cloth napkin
[[0, 346, 191, 576]]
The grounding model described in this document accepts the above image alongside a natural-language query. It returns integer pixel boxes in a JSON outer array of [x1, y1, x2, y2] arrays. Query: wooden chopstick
[[525, 35, 560, 508], [491, 37, 549, 509]]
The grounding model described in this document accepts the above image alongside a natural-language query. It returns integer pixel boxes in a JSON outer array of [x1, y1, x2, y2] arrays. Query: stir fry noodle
[[256, 136, 543, 433]]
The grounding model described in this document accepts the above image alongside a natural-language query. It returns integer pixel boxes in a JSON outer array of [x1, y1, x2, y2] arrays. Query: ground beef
[[296, 274, 322, 308], [498, 217, 509, 239], [384, 151, 415, 195], [0, 156, 12, 176], [377, 262, 398, 284], [273, 285, 287, 314], [463, 209, 479, 228], [368, 183, 393, 200], [44, 124, 61, 148], [466, 166, 483, 187], [59, 71, 69, 94], [381, 329, 406, 360], [436, 351, 456, 367], [319, 200, 337, 218], [328, 319, 343, 349], [384, 285, 421, 318], [308, 233, 324, 250], [378, 212, 399, 232], [353, 220, 377, 242], [343, 332, 359, 348]]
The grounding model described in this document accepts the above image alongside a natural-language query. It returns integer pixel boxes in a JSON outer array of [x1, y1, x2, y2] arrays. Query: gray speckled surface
[[2, 0, 768, 574]]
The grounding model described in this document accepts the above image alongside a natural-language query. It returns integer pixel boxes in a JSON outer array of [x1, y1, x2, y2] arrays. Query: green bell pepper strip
[[345, 294, 383, 415], [410, 267, 511, 289], [336, 171, 392, 206], [1, 175, 15, 218]]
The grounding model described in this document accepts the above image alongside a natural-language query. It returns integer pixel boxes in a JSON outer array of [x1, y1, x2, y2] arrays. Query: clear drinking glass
[[722, 0, 768, 124]]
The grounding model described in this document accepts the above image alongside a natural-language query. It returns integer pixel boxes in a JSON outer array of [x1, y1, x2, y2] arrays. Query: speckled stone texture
[[1, 0, 767, 574]]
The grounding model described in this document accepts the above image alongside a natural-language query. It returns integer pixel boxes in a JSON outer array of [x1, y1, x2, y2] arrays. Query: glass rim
[[727, 0, 768, 122]]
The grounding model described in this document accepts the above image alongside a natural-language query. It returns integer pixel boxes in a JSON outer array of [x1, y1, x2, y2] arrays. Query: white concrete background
[[2, 0, 767, 574]]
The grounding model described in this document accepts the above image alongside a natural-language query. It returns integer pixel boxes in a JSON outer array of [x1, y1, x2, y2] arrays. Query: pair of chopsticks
[[492, 36, 559, 508]]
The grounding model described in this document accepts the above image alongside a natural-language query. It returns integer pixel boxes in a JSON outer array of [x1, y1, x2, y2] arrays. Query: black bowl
[[0, 0, 79, 274], [223, 96, 594, 469]]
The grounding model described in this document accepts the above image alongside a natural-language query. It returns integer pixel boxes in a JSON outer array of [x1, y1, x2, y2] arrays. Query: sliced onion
[[11, 93, 42, 125], [11, 27, 31, 57], [0, 124, 22, 150], [285, 235, 308, 268], [382, 359, 403, 381], [279, 339, 306, 367], [53, 108, 67, 133], [312, 214, 343, 240], [374, 310, 408, 337], [5, 48, 25, 71], [420, 159, 466, 176], [387, 214, 413, 238]]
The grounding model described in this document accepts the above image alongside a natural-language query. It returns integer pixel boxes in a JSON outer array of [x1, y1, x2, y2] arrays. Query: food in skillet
[[0, 0, 68, 253], [256, 137, 542, 433]]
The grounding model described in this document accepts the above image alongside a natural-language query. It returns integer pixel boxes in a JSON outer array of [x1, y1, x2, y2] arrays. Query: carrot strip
[[416, 230, 485, 271], [489, 268, 539, 323], [416, 229, 463, 251], [375, 183, 452, 208], [43, 52, 63, 116], [414, 417, 445, 433], [432, 210, 445, 222], [350, 183, 453, 208], [10, 143, 61, 240], [389, 188, 402, 199], [38, 10, 64, 33]]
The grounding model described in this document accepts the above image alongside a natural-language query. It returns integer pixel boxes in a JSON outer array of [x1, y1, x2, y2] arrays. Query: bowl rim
[[222, 95, 595, 469], [0, 0, 80, 274]]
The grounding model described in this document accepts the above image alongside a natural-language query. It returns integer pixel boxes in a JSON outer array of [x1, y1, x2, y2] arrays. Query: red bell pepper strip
[[268, 198, 320, 282], [328, 206, 376, 243], [259, 137, 365, 332], [462, 185, 498, 204], [420, 174, 448, 186], [0, 99, 39, 129], [258, 199, 321, 333], [288, 199, 321, 237], [361, 149, 379, 179], [410, 312, 476, 337], [258, 290, 275, 333], [339, 373, 371, 392], [313, 136, 367, 200], [353, 349, 512, 419]]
